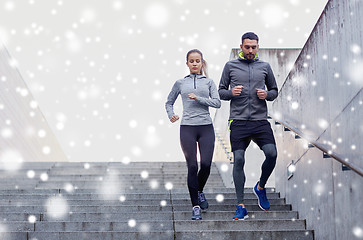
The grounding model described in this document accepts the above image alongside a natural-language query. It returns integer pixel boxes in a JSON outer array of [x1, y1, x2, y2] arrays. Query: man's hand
[[188, 93, 197, 100], [232, 85, 244, 96], [170, 115, 180, 123], [256, 88, 267, 100]]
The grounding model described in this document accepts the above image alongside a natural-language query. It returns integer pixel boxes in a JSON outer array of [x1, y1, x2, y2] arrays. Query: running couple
[[165, 32, 278, 220]]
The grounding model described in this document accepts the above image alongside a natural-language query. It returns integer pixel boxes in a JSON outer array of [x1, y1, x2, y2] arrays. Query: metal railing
[[215, 131, 233, 163], [269, 113, 363, 177]]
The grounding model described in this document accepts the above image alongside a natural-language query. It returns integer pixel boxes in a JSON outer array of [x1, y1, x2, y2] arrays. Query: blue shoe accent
[[253, 182, 270, 211], [198, 191, 209, 210], [233, 205, 249, 220], [192, 206, 202, 220]]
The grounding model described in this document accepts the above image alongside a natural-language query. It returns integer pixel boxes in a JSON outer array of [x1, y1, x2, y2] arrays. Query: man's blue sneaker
[[198, 191, 209, 210], [192, 206, 202, 220], [253, 182, 270, 211], [233, 205, 249, 220]]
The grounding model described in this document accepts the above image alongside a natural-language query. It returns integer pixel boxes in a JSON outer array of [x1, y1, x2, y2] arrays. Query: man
[[218, 32, 278, 220]]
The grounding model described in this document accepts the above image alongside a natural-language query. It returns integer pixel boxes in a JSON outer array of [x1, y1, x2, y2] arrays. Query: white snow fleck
[[165, 182, 173, 190], [140, 171, 149, 179], [160, 200, 167, 206], [144, 4, 169, 27], [0, 149, 23, 171], [220, 164, 229, 172], [149, 180, 159, 189], [27, 170, 35, 178], [318, 119, 329, 129], [45, 196, 69, 219], [216, 194, 224, 202], [128, 219, 136, 228], [291, 102, 299, 110], [40, 173, 48, 181], [42, 146, 51, 155], [350, 44, 361, 55], [28, 215, 37, 223], [64, 183, 74, 193], [1, 128, 13, 138], [353, 226, 363, 238]]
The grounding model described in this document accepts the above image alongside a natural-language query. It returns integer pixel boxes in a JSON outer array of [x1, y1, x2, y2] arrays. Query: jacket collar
[[238, 51, 259, 63], [184, 74, 206, 79]]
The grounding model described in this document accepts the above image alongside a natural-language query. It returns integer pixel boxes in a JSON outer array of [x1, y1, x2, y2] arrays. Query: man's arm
[[218, 63, 234, 100], [265, 64, 278, 101]]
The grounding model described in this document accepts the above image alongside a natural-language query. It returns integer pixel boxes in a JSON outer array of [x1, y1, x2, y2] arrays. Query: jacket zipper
[[248, 64, 251, 120], [193, 75, 196, 89]]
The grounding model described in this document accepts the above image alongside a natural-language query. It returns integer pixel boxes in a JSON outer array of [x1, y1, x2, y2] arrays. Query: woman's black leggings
[[180, 124, 215, 206]]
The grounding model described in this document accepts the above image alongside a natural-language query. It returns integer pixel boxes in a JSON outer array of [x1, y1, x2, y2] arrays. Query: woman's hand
[[170, 115, 180, 123], [188, 93, 197, 100]]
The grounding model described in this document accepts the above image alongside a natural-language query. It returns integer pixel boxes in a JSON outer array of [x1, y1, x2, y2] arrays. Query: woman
[[165, 49, 221, 220]]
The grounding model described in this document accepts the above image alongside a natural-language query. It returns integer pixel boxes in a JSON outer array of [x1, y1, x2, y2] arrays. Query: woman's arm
[[193, 80, 221, 108], [165, 81, 181, 120]]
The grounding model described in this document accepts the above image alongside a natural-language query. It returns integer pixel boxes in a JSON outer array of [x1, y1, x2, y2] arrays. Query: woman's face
[[186, 52, 202, 75]]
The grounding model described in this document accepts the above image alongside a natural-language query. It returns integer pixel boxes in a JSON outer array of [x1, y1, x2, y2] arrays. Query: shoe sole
[[253, 187, 270, 211], [200, 206, 208, 211], [192, 218, 202, 220], [199, 200, 208, 210], [233, 215, 249, 221]]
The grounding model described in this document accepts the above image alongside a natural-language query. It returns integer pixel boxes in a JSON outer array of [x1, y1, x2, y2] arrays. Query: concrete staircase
[[0, 162, 314, 239]]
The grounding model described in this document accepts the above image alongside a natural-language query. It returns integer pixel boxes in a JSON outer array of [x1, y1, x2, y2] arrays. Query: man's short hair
[[242, 32, 259, 43]]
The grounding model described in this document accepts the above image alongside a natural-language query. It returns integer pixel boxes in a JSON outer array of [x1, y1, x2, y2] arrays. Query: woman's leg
[[180, 125, 199, 206], [197, 124, 215, 192]]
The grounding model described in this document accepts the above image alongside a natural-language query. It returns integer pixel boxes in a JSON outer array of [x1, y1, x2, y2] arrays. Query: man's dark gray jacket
[[218, 55, 278, 120]]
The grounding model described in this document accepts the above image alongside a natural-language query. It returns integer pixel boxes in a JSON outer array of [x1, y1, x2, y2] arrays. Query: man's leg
[[252, 121, 277, 211], [233, 149, 246, 205], [259, 144, 277, 188]]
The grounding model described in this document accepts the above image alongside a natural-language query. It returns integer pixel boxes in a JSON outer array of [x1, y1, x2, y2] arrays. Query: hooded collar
[[238, 51, 259, 63]]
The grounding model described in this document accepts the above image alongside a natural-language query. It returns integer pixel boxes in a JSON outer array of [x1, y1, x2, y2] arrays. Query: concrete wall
[[0, 43, 68, 166], [271, 0, 363, 239], [214, 48, 301, 188]]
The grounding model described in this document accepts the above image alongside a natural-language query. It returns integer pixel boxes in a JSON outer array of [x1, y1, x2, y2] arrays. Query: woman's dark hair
[[186, 49, 208, 77]]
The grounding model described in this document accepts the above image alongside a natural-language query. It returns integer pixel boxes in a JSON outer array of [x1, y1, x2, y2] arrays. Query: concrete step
[[174, 219, 307, 231], [28, 231, 174, 240], [43, 173, 222, 181], [0, 205, 173, 213], [0, 187, 273, 194], [34, 183, 226, 189], [0, 162, 313, 240], [33, 221, 173, 232], [0, 198, 285, 206], [173, 204, 292, 211], [33, 178, 224, 184], [0, 203, 291, 213], [0, 192, 281, 200], [174, 210, 299, 220], [175, 230, 314, 240], [0, 210, 298, 222]]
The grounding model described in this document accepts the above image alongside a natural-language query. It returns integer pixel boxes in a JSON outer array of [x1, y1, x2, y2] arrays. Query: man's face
[[240, 39, 259, 60]]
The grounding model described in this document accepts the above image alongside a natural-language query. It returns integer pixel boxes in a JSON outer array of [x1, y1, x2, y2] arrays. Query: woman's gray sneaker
[[198, 191, 209, 210], [192, 206, 202, 220]]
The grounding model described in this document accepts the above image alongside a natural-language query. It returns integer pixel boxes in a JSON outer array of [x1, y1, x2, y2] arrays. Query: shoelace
[[259, 189, 267, 201], [236, 206, 242, 215]]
